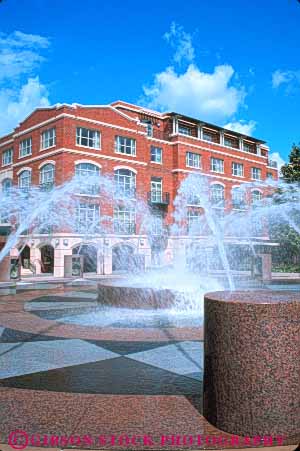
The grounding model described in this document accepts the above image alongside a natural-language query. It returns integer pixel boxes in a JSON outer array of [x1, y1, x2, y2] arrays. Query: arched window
[[18, 170, 31, 191], [75, 162, 100, 195], [114, 169, 136, 199], [232, 187, 246, 209], [2, 178, 12, 195], [210, 184, 225, 207], [251, 190, 262, 204], [40, 163, 55, 188]]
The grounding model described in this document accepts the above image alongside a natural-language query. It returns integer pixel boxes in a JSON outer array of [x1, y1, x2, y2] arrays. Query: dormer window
[[202, 129, 220, 144], [243, 141, 256, 154], [224, 135, 239, 149], [178, 124, 192, 136]]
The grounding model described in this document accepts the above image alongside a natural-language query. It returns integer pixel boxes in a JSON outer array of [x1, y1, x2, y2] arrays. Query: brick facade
[[0, 100, 278, 277]]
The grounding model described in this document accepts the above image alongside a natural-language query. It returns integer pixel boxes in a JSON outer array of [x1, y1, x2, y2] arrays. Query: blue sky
[[0, 0, 300, 165]]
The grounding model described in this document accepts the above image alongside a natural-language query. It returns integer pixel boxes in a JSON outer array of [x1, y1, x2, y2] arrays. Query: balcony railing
[[148, 191, 170, 206]]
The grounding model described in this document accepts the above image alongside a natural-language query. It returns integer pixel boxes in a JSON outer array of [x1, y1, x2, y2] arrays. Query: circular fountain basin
[[203, 290, 300, 436], [97, 280, 178, 309]]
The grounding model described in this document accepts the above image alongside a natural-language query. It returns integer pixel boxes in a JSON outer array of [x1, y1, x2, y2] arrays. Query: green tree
[[270, 144, 300, 271], [281, 144, 300, 183]]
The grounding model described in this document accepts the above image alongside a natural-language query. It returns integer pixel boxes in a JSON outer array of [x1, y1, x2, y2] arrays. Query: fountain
[[0, 170, 300, 439]]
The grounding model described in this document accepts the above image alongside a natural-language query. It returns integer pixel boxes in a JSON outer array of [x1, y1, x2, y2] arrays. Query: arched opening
[[75, 163, 100, 195], [40, 163, 55, 190], [2, 178, 12, 195], [18, 170, 31, 191], [40, 245, 54, 273], [20, 245, 30, 269], [112, 244, 135, 272], [72, 244, 97, 273]]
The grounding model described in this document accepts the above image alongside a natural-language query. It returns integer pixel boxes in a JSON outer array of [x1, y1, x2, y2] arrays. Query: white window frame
[[186, 152, 201, 169], [75, 203, 100, 232], [203, 130, 219, 143], [19, 138, 32, 158], [232, 162, 244, 177], [2, 148, 13, 166], [40, 163, 55, 185], [114, 169, 136, 199], [151, 178, 162, 203], [18, 170, 31, 190], [251, 167, 262, 181], [232, 187, 246, 210], [75, 162, 101, 195], [178, 124, 192, 136], [113, 205, 136, 234], [76, 127, 101, 149], [211, 157, 224, 173], [251, 190, 262, 204], [187, 210, 202, 234], [41, 128, 56, 150], [211, 184, 225, 206], [2, 178, 12, 195], [150, 146, 162, 164], [151, 212, 164, 236], [115, 136, 136, 156]]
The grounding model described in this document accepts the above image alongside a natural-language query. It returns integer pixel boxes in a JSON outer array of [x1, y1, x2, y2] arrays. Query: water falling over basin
[[26, 272, 223, 328]]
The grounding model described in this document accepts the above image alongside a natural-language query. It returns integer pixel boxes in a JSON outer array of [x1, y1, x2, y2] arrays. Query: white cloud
[[0, 31, 50, 49], [269, 152, 285, 171], [272, 69, 300, 89], [143, 63, 246, 122], [163, 22, 195, 65], [0, 31, 51, 135], [0, 77, 50, 135], [0, 30, 50, 81], [224, 120, 256, 136]]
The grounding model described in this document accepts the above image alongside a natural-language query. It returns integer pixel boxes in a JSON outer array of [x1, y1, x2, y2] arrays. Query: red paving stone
[[0, 287, 299, 450]]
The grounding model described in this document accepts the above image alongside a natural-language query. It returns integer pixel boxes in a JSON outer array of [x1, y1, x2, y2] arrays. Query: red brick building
[[0, 100, 278, 277]]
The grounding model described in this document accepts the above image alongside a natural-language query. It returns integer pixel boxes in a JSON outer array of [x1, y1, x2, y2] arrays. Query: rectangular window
[[202, 129, 220, 143], [243, 141, 257, 154], [2, 148, 13, 166], [187, 210, 202, 234], [251, 167, 262, 180], [115, 136, 136, 156], [76, 127, 100, 149], [141, 119, 153, 137], [224, 135, 239, 149], [267, 172, 273, 180], [151, 212, 164, 236], [113, 205, 136, 234], [151, 177, 162, 203], [114, 169, 136, 199], [41, 128, 56, 149], [232, 188, 246, 210], [150, 146, 162, 163], [19, 138, 32, 157], [75, 203, 100, 232], [178, 124, 192, 136], [232, 162, 244, 177], [186, 152, 201, 169], [211, 157, 224, 173]]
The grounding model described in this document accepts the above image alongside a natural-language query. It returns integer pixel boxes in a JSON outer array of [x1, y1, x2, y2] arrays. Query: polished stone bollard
[[203, 291, 300, 437]]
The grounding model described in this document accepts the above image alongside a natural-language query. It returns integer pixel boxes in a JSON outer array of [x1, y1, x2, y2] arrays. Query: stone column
[[203, 291, 300, 437]]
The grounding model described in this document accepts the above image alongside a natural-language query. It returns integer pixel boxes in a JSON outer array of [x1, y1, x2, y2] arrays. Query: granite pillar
[[203, 291, 300, 437]]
